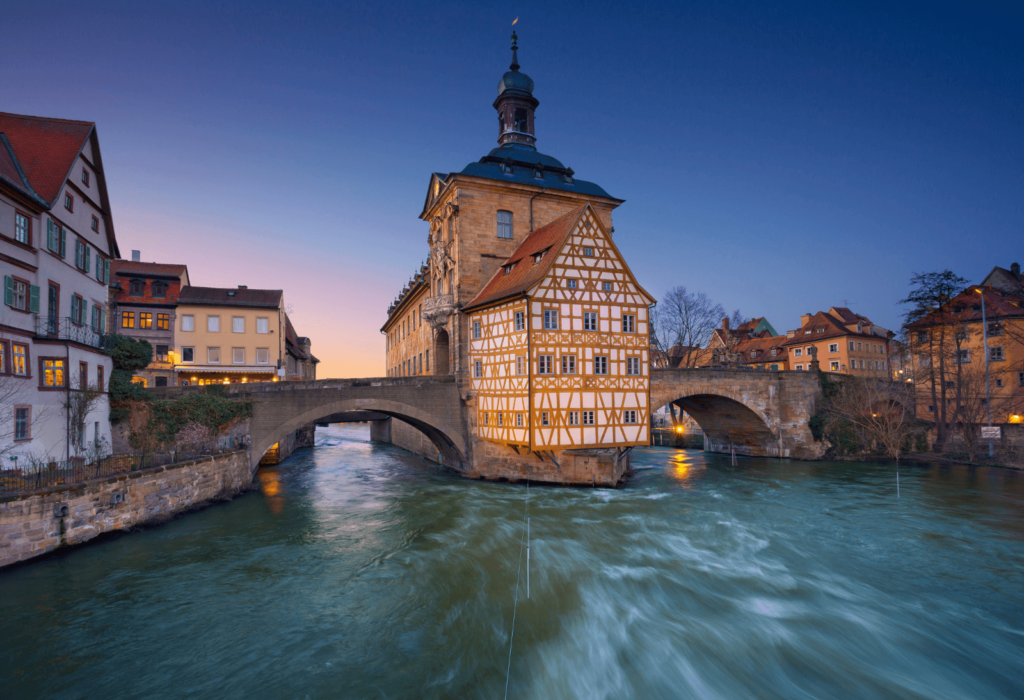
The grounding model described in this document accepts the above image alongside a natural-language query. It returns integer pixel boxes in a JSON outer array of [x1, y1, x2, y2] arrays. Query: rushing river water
[[2, 425, 1024, 699]]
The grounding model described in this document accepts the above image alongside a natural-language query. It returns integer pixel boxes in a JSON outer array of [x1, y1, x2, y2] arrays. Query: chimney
[[1012, 262, 1021, 280], [800, 314, 812, 327], [722, 317, 730, 331], [131, 250, 141, 262], [787, 330, 796, 338]]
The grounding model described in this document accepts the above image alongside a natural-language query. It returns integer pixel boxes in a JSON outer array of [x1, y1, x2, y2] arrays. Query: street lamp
[[976, 287, 994, 458]]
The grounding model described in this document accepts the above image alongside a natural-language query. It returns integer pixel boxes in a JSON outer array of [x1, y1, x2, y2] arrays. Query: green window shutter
[[60, 228, 66, 258], [29, 285, 40, 314], [47, 219, 54, 252], [96, 253, 101, 280], [4, 276, 13, 307], [104, 260, 110, 285], [100, 309, 107, 332], [85, 245, 91, 272]]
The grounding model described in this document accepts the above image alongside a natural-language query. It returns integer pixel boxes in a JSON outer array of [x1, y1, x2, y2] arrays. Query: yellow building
[[462, 204, 656, 451], [780, 307, 893, 375], [173, 286, 287, 385], [383, 265, 434, 377]]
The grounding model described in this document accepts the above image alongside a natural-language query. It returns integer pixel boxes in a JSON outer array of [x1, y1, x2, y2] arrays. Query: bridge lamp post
[[976, 287, 994, 458]]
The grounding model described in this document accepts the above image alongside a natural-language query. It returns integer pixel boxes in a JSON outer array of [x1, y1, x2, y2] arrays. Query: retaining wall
[[0, 449, 253, 569]]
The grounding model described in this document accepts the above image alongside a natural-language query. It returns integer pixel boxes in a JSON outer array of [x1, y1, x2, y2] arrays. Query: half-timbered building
[[463, 204, 655, 455]]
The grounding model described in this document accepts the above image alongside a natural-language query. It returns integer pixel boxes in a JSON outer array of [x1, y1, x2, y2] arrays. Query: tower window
[[514, 108, 527, 132], [497, 210, 513, 239], [501, 161, 513, 175]]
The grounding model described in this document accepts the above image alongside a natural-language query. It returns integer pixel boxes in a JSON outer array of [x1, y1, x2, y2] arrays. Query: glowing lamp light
[[675, 426, 684, 434], [1010, 414, 1023, 425]]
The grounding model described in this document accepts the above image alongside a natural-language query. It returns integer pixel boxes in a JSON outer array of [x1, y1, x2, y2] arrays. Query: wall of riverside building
[[0, 449, 253, 569]]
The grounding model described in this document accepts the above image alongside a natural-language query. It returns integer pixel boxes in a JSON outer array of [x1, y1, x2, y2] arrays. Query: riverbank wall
[[0, 449, 253, 569]]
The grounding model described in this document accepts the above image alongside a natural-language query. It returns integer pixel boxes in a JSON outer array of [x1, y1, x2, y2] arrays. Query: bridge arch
[[651, 386, 778, 457], [252, 398, 468, 471]]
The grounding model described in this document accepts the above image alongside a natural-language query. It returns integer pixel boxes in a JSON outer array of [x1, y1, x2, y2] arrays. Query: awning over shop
[[174, 367, 275, 374]]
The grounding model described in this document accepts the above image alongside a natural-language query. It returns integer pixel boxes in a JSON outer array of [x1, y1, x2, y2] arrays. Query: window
[[256, 348, 269, 364], [514, 311, 525, 331], [957, 348, 971, 364], [770, 349, 778, 357], [541, 412, 550, 426], [207, 347, 221, 364], [567, 279, 577, 289], [155, 345, 169, 362], [816, 328, 824, 334], [182, 315, 194, 331], [794, 348, 804, 358], [504, 264, 515, 275], [622, 314, 635, 333], [79, 361, 88, 389], [14, 212, 29, 244], [12, 344, 27, 375], [584, 312, 598, 331], [795, 364, 803, 371], [594, 356, 608, 375], [989, 346, 1005, 361], [830, 361, 840, 371], [182, 347, 194, 363], [146, 281, 165, 298], [917, 353, 931, 367], [624, 410, 637, 424], [122, 311, 135, 328], [626, 357, 640, 375], [928, 405, 935, 413], [496, 413, 503, 427], [516, 414, 524, 427], [857, 342, 863, 351], [916, 331, 929, 344], [986, 321, 1002, 337], [46, 219, 66, 257], [482, 412, 489, 426], [539, 355, 554, 374], [543, 310, 558, 330], [849, 341, 856, 351], [229, 316, 244, 334], [516, 356, 526, 375], [140, 312, 152, 329], [828, 343, 838, 353], [6, 277, 28, 311], [582, 410, 595, 425], [91, 216, 99, 232], [157, 313, 169, 330], [474, 360, 482, 378], [64, 193, 74, 212], [750, 350, 758, 359], [257, 317, 269, 334], [602, 282, 612, 291], [14, 407, 29, 441], [207, 316, 220, 332], [473, 321, 481, 339], [583, 247, 593, 257], [533, 252, 545, 264], [562, 354, 576, 374], [70, 295, 87, 325], [233, 348, 245, 364], [42, 358, 65, 387], [96, 365, 104, 391], [129, 278, 145, 296], [805, 346, 813, 355], [82, 168, 90, 186], [497, 210, 513, 239]]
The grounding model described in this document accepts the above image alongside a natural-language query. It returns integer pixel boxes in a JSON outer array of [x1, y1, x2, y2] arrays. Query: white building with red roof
[[0, 112, 119, 463]]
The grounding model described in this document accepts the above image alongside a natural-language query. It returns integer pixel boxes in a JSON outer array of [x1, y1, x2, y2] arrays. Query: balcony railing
[[35, 316, 108, 349]]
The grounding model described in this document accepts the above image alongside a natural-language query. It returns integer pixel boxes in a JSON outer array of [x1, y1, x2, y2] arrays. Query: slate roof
[[907, 286, 1024, 328], [177, 286, 282, 308], [463, 205, 586, 312], [455, 144, 618, 200], [0, 112, 94, 206]]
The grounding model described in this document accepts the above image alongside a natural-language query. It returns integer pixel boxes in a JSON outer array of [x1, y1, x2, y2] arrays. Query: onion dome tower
[[494, 31, 538, 149]]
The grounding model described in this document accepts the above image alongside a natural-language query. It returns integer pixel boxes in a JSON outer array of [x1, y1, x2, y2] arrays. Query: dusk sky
[[4, 1, 1021, 377]]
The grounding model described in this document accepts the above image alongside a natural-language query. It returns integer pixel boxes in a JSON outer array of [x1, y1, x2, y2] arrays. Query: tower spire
[[510, 29, 520, 71], [495, 27, 538, 148]]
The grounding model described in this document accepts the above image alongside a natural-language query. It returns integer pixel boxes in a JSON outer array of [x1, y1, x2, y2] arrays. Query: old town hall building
[[381, 34, 653, 484]]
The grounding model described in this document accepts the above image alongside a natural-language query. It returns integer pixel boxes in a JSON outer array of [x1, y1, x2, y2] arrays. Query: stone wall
[[0, 449, 253, 569]]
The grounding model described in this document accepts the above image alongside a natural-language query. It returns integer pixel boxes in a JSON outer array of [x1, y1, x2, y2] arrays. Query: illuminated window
[[497, 210, 513, 239], [622, 314, 635, 333], [561, 354, 576, 374], [594, 356, 608, 375], [157, 313, 169, 330], [42, 359, 65, 387], [12, 344, 27, 375], [538, 355, 554, 374], [121, 311, 134, 328], [140, 312, 152, 329], [830, 361, 840, 371]]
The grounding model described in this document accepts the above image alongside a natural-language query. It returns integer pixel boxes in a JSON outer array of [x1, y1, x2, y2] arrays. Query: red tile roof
[[284, 314, 310, 360], [111, 260, 189, 279], [178, 286, 282, 308], [0, 113, 94, 206], [463, 206, 586, 311], [908, 286, 1024, 328]]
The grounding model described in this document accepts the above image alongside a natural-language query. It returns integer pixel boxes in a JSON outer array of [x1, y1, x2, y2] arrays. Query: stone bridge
[[652, 368, 825, 459], [150, 367, 826, 481]]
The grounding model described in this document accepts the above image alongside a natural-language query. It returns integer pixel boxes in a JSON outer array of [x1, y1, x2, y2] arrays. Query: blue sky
[[3, 1, 1021, 375]]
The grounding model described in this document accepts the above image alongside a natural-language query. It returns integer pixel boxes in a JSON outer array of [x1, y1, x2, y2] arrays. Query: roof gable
[[0, 112, 94, 206]]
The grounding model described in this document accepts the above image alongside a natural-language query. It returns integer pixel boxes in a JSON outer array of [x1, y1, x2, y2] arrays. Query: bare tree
[[729, 309, 749, 329], [63, 380, 105, 460], [651, 286, 725, 368], [0, 329, 51, 460], [825, 377, 918, 462]]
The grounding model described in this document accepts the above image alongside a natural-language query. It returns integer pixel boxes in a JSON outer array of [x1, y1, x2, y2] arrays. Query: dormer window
[[751, 350, 758, 359], [533, 251, 545, 265], [804, 330, 811, 335], [152, 281, 167, 298], [501, 161, 514, 175], [534, 167, 543, 179], [561, 171, 574, 185], [129, 279, 145, 296], [504, 264, 515, 275], [771, 348, 778, 357], [816, 328, 824, 334]]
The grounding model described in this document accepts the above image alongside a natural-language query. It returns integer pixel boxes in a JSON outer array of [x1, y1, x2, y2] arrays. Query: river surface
[[2, 425, 1023, 699]]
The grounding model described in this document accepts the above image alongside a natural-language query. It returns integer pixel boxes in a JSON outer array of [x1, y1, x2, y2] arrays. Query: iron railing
[[0, 452, 146, 495], [34, 315, 109, 349]]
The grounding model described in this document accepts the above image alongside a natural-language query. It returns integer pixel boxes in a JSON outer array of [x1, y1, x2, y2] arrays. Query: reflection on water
[[0, 424, 1023, 700]]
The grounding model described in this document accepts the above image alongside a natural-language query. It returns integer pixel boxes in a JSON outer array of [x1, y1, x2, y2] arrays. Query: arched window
[[447, 217, 453, 241], [497, 210, 513, 239], [514, 108, 528, 132]]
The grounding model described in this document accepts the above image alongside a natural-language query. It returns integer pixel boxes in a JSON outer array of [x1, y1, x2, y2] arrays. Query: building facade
[[780, 308, 893, 375], [0, 112, 118, 462], [110, 254, 190, 387], [380, 34, 653, 483]]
